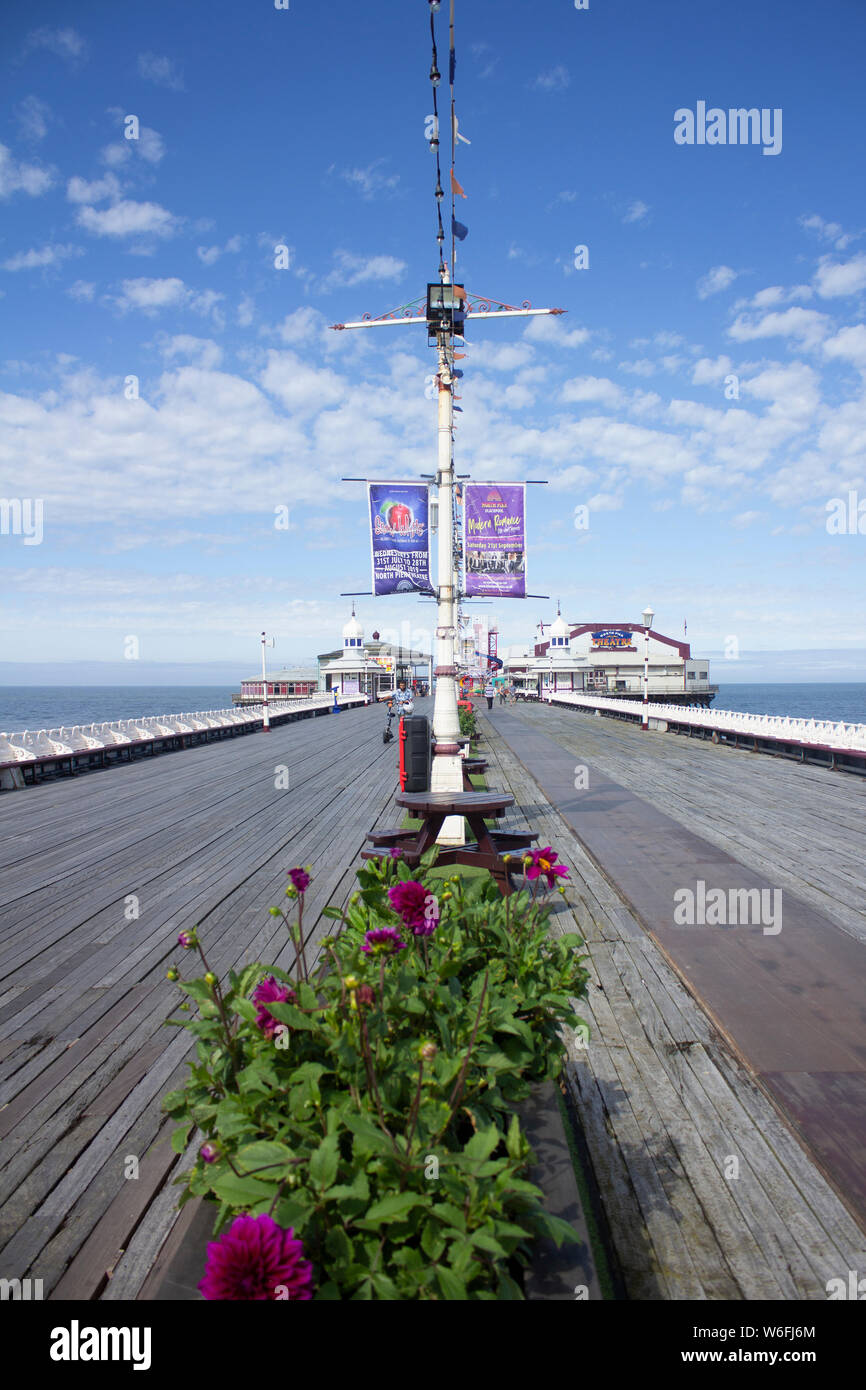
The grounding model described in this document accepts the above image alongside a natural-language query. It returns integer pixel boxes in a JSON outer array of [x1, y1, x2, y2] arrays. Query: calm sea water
[[713, 684, 866, 724], [0, 687, 235, 733], [1, 682, 865, 733]]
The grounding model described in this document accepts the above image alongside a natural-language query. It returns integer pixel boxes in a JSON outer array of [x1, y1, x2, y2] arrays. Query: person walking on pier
[[484, 679, 495, 710]]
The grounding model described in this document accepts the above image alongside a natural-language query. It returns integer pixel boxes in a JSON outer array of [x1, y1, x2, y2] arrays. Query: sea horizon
[[1, 681, 865, 733]]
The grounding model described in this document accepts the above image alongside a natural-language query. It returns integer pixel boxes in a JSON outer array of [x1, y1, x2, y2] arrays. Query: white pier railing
[[545, 692, 866, 753], [0, 695, 366, 770]]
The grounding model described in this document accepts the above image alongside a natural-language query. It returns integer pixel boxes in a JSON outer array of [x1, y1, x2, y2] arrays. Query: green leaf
[[309, 1134, 339, 1190], [265, 1000, 314, 1030], [236, 1140, 295, 1172], [530, 1211, 581, 1248], [320, 906, 344, 920], [210, 1171, 276, 1208], [430, 1201, 466, 1232], [505, 1112, 523, 1161], [469, 1229, 507, 1258], [496, 1270, 525, 1300], [464, 1125, 500, 1162], [363, 1191, 425, 1224], [435, 1264, 467, 1300], [232, 998, 259, 1026], [171, 1123, 192, 1154]]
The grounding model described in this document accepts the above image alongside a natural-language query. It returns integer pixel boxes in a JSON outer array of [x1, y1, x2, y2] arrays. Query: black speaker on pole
[[400, 715, 431, 792]]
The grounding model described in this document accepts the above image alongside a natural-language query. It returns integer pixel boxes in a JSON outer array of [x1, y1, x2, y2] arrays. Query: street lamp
[[260, 631, 275, 732], [641, 607, 654, 730]]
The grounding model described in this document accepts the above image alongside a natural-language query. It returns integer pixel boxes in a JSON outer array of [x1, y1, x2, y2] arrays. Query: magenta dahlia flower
[[198, 1213, 313, 1301], [288, 867, 311, 894], [252, 974, 296, 1038], [177, 930, 195, 949], [389, 846, 403, 860], [199, 1142, 220, 1164], [525, 847, 569, 888], [361, 926, 408, 956], [387, 881, 438, 936]]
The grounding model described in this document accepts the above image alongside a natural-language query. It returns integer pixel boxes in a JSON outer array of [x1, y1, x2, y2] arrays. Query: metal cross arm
[[330, 294, 566, 331]]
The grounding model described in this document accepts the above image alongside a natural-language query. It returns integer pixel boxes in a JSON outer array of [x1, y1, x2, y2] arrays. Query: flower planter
[[148, 1080, 602, 1301]]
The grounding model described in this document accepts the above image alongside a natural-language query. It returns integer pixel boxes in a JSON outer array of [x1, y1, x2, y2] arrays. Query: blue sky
[[1, 0, 865, 683]]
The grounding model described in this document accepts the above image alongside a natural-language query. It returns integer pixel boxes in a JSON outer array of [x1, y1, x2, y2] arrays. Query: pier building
[[234, 667, 318, 704], [503, 612, 717, 706], [317, 610, 433, 698]]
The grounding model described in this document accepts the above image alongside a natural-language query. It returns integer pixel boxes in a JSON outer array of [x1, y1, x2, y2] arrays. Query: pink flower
[[361, 926, 408, 956], [389, 846, 403, 860], [387, 880, 438, 936], [288, 867, 311, 894], [199, 1142, 220, 1164], [198, 1213, 313, 1300], [525, 847, 569, 889], [177, 930, 195, 949], [252, 975, 296, 1038]]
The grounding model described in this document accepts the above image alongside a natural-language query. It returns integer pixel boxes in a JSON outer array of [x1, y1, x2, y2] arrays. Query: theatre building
[[503, 612, 717, 707]]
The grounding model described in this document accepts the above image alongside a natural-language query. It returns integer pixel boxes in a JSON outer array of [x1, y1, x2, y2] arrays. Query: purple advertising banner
[[464, 483, 526, 598], [368, 482, 434, 596]]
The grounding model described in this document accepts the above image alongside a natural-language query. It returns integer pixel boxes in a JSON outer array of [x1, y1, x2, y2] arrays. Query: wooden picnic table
[[364, 789, 537, 895]]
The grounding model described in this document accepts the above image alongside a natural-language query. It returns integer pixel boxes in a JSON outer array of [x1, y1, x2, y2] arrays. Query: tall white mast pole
[[429, 270, 465, 843]]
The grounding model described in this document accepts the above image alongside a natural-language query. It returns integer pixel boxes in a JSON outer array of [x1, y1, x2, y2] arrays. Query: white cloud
[[740, 361, 820, 421], [2, 244, 83, 272], [731, 511, 762, 527], [67, 280, 95, 301], [533, 66, 569, 91], [692, 355, 733, 385], [822, 324, 866, 369], [623, 201, 649, 224], [814, 254, 866, 299], [275, 306, 331, 345], [138, 127, 166, 164], [15, 96, 51, 142], [160, 335, 223, 370], [67, 172, 122, 204], [138, 52, 184, 91], [101, 126, 165, 169], [320, 250, 406, 291], [0, 143, 52, 199], [115, 277, 188, 313], [112, 279, 226, 323], [587, 493, 623, 511], [799, 213, 855, 251], [196, 236, 242, 266], [618, 359, 656, 377], [470, 343, 534, 372], [728, 305, 831, 349], [340, 161, 400, 200], [523, 315, 589, 348], [561, 376, 623, 407], [237, 294, 255, 327], [22, 27, 87, 62], [697, 265, 739, 299], [77, 199, 178, 240]]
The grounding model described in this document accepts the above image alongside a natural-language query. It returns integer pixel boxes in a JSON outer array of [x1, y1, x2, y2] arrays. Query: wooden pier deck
[[0, 700, 404, 1300], [479, 701, 866, 1297], [0, 695, 863, 1299]]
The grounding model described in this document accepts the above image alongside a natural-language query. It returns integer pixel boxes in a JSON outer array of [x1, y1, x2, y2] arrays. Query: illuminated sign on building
[[591, 629, 636, 650]]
